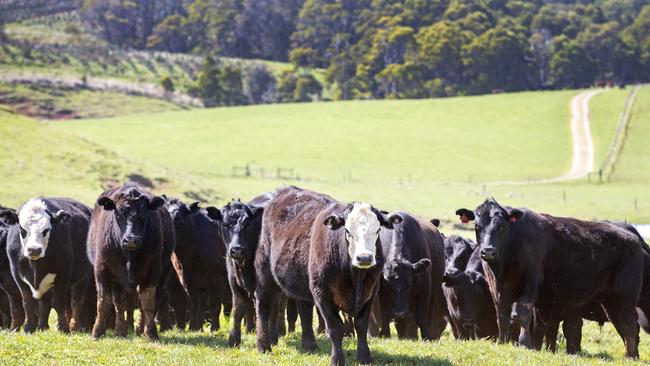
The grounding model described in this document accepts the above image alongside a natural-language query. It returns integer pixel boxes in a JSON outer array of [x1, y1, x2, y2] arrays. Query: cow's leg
[[112, 286, 128, 337], [52, 285, 70, 333], [354, 300, 373, 365], [126, 292, 135, 334], [562, 314, 582, 354], [138, 287, 158, 340], [602, 297, 639, 359], [36, 296, 51, 331], [269, 297, 282, 345], [378, 291, 391, 338], [495, 301, 513, 344], [209, 287, 223, 333], [254, 287, 276, 352], [415, 302, 433, 340], [188, 292, 201, 331], [156, 287, 172, 333], [317, 309, 326, 334], [276, 296, 287, 337], [245, 299, 255, 333], [92, 279, 113, 339], [69, 281, 87, 332], [430, 288, 448, 340], [512, 302, 533, 348], [314, 295, 345, 366], [222, 284, 232, 319], [19, 284, 38, 333], [297, 300, 317, 352], [228, 285, 249, 347], [286, 298, 297, 333], [2, 277, 25, 331]]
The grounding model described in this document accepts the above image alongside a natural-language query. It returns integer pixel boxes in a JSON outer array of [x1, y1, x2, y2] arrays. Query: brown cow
[[255, 186, 399, 366]]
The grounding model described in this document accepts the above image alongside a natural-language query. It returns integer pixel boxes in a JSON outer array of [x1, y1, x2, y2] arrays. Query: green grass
[[2, 87, 650, 363], [0, 316, 648, 365], [589, 87, 632, 170], [0, 82, 183, 119], [0, 110, 217, 208], [56, 87, 650, 224]]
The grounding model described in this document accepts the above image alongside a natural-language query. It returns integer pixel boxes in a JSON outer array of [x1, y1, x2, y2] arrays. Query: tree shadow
[[157, 333, 230, 348]]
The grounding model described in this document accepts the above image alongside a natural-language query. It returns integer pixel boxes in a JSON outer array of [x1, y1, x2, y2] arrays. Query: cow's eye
[[42, 229, 49, 237], [19, 227, 27, 238]]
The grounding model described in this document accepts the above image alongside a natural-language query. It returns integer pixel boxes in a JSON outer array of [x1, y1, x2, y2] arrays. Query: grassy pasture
[[1, 87, 650, 364], [57, 87, 650, 224]]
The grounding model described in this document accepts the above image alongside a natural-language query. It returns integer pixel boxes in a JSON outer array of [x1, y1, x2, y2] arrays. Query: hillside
[[0, 109, 218, 207], [58, 87, 650, 224]]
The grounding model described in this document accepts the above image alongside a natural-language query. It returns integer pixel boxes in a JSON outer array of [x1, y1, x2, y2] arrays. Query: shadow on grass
[[157, 333, 231, 348], [285, 336, 454, 365]]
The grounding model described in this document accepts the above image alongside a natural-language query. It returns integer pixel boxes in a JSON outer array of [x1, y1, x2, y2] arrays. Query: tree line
[[72, 0, 650, 101]]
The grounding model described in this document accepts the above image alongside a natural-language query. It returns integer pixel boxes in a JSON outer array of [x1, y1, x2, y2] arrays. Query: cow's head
[[207, 200, 263, 265], [324, 203, 401, 269], [447, 271, 489, 327], [382, 257, 430, 317], [456, 199, 523, 262], [97, 188, 164, 251], [442, 236, 475, 284], [164, 197, 201, 227], [13, 199, 70, 260]]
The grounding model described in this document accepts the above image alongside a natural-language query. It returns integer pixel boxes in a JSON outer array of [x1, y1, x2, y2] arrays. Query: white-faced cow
[[5, 198, 93, 333], [255, 186, 398, 366]]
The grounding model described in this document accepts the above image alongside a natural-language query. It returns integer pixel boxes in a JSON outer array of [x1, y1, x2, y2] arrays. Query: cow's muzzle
[[480, 247, 496, 261]]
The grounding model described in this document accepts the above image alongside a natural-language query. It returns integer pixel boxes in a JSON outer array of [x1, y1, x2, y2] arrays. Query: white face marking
[[20, 273, 56, 299], [345, 203, 381, 269], [18, 199, 52, 260]]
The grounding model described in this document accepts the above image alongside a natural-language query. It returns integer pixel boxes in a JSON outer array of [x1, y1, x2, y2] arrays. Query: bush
[[161, 76, 175, 92], [243, 64, 277, 104]]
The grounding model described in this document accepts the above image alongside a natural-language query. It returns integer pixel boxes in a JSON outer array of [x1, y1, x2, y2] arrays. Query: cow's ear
[[324, 215, 345, 230], [430, 218, 440, 228], [455, 208, 475, 223], [251, 206, 264, 218], [413, 258, 431, 274], [205, 207, 222, 222], [51, 210, 71, 224], [380, 212, 403, 229], [189, 202, 201, 213], [161, 194, 168, 201], [0, 209, 18, 225], [97, 196, 116, 211], [148, 196, 165, 210], [507, 208, 524, 223]]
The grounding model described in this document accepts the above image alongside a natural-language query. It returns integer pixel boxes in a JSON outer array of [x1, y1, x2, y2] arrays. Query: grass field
[[56, 87, 650, 224], [2, 87, 650, 364]]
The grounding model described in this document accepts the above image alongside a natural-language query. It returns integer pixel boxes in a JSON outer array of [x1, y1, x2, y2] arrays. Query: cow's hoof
[[228, 334, 241, 348], [302, 340, 318, 353]]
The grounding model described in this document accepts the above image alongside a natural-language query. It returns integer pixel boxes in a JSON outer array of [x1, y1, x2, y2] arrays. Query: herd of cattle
[[0, 184, 648, 365]]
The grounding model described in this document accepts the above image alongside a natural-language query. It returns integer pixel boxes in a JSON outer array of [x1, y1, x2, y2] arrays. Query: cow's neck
[[233, 259, 256, 296]]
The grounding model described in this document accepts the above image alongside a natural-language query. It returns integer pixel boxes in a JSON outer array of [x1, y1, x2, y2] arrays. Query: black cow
[[376, 212, 445, 340], [87, 184, 175, 340], [205, 194, 270, 347], [443, 243, 497, 340], [164, 197, 228, 332], [5, 198, 93, 333], [456, 199, 644, 358], [255, 186, 398, 366], [0, 205, 25, 330]]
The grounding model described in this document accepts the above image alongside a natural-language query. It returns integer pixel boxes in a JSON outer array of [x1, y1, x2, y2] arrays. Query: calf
[[443, 243, 497, 340], [205, 195, 268, 347], [457, 199, 644, 358], [5, 198, 93, 333], [256, 186, 398, 365], [87, 184, 175, 340], [0, 205, 25, 330], [164, 197, 228, 332], [376, 212, 445, 340]]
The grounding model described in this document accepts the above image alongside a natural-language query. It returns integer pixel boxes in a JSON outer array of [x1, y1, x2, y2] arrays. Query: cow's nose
[[229, 246, 244, 260], [27, 247, 42, 258], [121, 235, 139, 250], [394, 310, 408, 318], [444, 269, 460, 278], [480, 248, 496, 259], [356, 254, 373, 265]]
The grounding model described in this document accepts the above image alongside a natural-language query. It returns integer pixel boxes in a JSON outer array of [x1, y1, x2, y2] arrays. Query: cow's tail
[[171, 252, 189, 296]]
